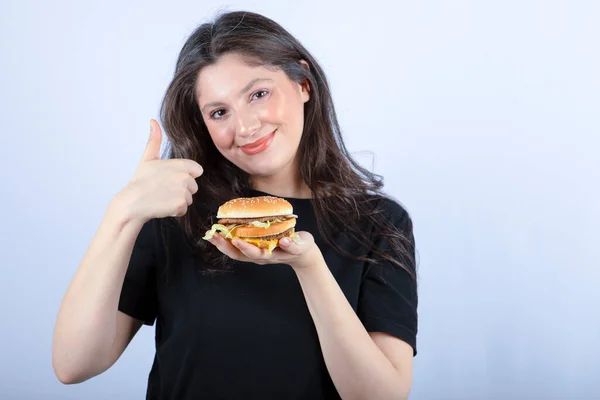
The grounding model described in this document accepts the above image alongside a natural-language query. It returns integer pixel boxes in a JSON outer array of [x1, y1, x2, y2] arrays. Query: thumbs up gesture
[[115, 120, 204, 223]]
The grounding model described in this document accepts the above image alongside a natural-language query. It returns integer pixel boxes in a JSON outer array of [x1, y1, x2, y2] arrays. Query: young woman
[[52, 10, 418, 400]]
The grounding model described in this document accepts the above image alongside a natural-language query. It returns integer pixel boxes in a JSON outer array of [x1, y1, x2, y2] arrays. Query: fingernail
[[280, 238, 290, 246]]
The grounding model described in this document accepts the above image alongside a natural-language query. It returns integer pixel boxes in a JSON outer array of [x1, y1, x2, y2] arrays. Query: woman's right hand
[[115, 119, 204, 223]]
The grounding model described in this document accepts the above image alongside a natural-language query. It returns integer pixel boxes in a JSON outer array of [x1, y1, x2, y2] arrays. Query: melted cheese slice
[[241, 238, 279, 253]]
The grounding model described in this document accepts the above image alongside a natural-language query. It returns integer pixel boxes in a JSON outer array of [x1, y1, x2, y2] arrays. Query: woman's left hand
[[206, 231, 320, 269]]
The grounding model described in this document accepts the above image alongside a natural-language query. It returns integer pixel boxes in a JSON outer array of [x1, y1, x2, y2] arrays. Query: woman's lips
[[240, 130, 276, 155]]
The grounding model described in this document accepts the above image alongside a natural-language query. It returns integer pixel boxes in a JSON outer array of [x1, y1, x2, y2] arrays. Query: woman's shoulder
[[363, 192, 412, 227]]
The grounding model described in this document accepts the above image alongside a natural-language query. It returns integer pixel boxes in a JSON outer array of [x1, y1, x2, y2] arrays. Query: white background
[[1, 0, 598, 399]]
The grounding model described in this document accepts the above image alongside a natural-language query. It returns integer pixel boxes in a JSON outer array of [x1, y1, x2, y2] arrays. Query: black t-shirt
[[118, 189, 418, 400]]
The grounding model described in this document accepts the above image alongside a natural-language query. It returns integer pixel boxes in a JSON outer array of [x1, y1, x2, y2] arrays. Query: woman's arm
[[52, 198, 146, 384], [293, 250, 413, 400]]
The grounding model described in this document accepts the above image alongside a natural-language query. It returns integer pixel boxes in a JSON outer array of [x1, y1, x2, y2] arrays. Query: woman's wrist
[[289, 243, 326, 273]]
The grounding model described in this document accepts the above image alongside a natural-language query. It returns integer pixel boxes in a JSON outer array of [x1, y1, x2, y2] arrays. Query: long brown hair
[[158, 10, 416, 278]]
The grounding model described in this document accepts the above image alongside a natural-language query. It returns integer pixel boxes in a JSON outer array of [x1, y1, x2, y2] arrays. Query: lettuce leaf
[[250, 220, 272, 228], [247, 216, 296, 228], [202, 224, 241, 240], [290, 232, 303, 245]]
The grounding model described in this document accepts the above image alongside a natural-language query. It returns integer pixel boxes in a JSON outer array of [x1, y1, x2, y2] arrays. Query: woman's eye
[[252, 90, 269, 100], [211, 109, 226, 119]]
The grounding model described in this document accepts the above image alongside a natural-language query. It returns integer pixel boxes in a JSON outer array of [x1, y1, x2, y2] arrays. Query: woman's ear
[[300, 79, 310, 103], [298, 60, 311, 102]]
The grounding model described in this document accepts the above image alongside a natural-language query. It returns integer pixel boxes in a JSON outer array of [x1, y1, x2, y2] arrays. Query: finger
[[175, 172, 198, 194], [186, 175, 199, 195], [184, 190, 193, 206], [189, 162, 204, 178], [184, 160, 204, 178], [208, 233, 244, 261], [278, 232, 314, 255], [277, 237, 300, 255], [231, 238, 269, 260], [173, 200, 189, 217], [141, 119, 162, 162], [165, 158, 203, 178]]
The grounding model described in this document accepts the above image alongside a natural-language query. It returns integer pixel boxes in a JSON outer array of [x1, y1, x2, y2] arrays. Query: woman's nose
[[235, 109, 260, 138]]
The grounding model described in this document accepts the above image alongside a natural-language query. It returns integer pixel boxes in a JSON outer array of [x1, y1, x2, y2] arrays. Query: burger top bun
[[216, 196, 294, 219]]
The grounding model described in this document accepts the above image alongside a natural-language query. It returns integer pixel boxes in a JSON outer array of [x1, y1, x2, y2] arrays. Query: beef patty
[[243, 228, 295, 241], [218, 216, 294, 225]]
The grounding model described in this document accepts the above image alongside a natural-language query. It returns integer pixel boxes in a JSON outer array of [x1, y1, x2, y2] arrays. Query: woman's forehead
[[196, 55, 285, 101]]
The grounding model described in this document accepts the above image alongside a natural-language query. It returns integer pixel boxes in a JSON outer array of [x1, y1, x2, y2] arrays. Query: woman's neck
[[250, 171, 312, 199]]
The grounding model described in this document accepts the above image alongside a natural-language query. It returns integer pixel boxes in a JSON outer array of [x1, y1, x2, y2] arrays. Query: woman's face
[[196, 53, 310, 179]]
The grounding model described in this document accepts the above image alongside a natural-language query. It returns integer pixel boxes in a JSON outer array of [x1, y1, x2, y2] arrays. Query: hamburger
[[202, 196, 300, 253]]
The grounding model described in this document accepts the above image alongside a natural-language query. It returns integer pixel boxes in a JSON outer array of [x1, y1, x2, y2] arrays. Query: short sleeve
[[118, 218, 159, 326], [357, 199, 418, 355]]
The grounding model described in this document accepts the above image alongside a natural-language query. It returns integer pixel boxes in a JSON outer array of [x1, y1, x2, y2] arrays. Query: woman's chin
[[244, 166, 284, 178], [239, 158, 292, 179]]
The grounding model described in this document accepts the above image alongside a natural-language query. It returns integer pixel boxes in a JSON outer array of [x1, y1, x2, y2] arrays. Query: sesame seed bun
[[216, 196, 293, 219]]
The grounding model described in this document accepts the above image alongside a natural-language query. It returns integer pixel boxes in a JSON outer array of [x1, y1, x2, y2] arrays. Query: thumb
[[278, 231, 314, 255], [141, 119, 162, 161]]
